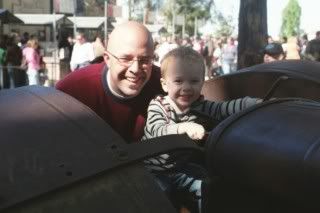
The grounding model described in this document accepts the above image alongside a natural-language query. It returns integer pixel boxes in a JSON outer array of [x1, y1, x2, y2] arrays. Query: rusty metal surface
[[0, 86, 200, 212], [202, 60, 320, 101]]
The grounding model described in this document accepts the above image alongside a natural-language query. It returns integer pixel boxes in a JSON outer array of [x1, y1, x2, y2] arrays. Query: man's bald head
[[107, 21, 153, 53], [104, 21, 155, 98]]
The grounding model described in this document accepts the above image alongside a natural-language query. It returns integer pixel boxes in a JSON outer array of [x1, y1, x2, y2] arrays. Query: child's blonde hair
[[160, 46, 205, 78]]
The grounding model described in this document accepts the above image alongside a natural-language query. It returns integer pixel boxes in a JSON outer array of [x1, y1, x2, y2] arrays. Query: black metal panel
[[0, 86, 200, 212], [4, 164, 176, 213], [202, 60, 320, 101], [206, 98, 320, 206], [0, 86, 124, 210]]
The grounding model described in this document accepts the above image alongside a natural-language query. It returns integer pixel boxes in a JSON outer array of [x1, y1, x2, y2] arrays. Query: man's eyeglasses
[[106, 50, 154, 67]]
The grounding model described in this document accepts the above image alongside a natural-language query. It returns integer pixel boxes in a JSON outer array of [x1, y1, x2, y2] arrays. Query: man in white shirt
[[70, 32, 95, 71]]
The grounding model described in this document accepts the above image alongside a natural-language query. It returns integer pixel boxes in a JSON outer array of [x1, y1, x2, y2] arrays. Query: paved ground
[[43, 56, 60, 87]]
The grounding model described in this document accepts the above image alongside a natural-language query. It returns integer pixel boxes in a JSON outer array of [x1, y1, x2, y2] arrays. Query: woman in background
[[22, 38, 41, 85]]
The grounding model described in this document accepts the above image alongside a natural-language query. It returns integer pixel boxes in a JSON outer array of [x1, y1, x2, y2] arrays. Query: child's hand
[[178, 122, 205, 140]]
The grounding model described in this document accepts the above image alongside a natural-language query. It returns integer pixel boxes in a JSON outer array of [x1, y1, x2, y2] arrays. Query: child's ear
[[160, 78, 168, 93]]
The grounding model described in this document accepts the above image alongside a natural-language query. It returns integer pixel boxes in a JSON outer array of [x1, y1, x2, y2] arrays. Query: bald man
[[56, 21, 163, 142]]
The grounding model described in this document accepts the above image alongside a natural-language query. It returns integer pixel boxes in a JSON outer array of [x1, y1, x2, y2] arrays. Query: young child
[[142, 46, 260, 213]]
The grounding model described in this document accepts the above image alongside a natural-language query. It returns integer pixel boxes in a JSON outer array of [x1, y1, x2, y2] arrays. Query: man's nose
[[129, 60, 140, 73]]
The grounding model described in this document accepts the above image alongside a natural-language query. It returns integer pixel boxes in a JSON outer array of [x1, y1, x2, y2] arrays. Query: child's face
[[161, 58, 204, 111]]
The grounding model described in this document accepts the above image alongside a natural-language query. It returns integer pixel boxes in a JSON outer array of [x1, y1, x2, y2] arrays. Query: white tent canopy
[[67, 17, 106, 28], [14, 14, 68, 25]]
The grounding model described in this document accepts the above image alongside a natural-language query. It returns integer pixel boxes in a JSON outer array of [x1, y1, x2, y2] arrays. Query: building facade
[[2, 0, 117, 42]]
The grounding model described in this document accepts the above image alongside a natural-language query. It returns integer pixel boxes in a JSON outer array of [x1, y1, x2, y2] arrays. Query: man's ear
[[104, 51, 110, 66], [160, 78, 168, 93]]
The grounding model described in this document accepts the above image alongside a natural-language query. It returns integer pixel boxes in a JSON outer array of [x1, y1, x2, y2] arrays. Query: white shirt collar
[[106, 71, 137, 99]]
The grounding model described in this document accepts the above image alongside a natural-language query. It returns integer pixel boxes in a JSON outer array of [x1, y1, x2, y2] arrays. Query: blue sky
[[205, 0, 320, 39]]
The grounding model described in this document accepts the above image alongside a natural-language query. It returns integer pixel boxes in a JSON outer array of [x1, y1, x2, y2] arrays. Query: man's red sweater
[[56, 62, 163, 143]]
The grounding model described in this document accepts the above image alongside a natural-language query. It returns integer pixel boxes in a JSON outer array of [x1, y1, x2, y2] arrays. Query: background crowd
[[0, 29, 320, 90], [153, 31, 320, 80]]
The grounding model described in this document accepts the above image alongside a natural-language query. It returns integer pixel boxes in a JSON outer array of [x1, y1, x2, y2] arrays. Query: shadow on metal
[[0, 86, 201, 213], [205, 98, 320, 212]]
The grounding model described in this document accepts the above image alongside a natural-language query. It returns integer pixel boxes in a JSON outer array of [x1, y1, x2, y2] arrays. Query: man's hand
[[178, 122, 205, 140]]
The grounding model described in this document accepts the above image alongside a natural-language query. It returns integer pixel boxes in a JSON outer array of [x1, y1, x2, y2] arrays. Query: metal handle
[[263, 75, 289, 102]]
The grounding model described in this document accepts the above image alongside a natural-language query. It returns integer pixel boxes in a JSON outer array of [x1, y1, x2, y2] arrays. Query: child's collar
[[164, 96, 189, 114]]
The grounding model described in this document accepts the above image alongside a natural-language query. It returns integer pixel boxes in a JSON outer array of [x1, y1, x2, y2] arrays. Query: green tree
[[128, 0, 159, 22], [280, 0, 301, 37], [161, 0, 211, 36], [211, 10, 235, 38]]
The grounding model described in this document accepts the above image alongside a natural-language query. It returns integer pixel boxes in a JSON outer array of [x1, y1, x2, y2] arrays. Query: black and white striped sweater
[[142, 95, 258, 140], [142, 95, 259, 171]]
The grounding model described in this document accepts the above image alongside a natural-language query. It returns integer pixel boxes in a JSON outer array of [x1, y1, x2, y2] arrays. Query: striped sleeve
[[192, 97, 260, 120], [142, 98, 182, 140], [142, 98, 185, 172]]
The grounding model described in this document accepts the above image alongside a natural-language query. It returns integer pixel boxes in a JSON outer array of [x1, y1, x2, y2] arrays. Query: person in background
[[285, 36, 300, 60], [181, 37, 193, 48], [212, 39, 223, 76], [221, 37, 237, 74], [281, 36, 288, 55], [192, 36, 203, 54], [142, 46, 260, 213], [90, 35, 105, 64], [58, 35, 74, 79], [203, 35, 215, 79], [19, 32, 29, 49], [262, 42, 285, 63], [92, 35, 105, 59], [0, 35, 7, 89], [22, 38, 41, 85], [267, 35, 274, 44], [5, 34, 24, 88], [304, 31, 320, 62], [154, 35, 179, 67], [299, 34, 309, 57], [67, 35, 74, 57], [69, 32, 95, 71]]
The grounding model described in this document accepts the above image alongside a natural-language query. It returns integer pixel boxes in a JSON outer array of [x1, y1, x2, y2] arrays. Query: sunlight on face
[[106, 23, 154, 98], [162, 58, 204, 111]]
